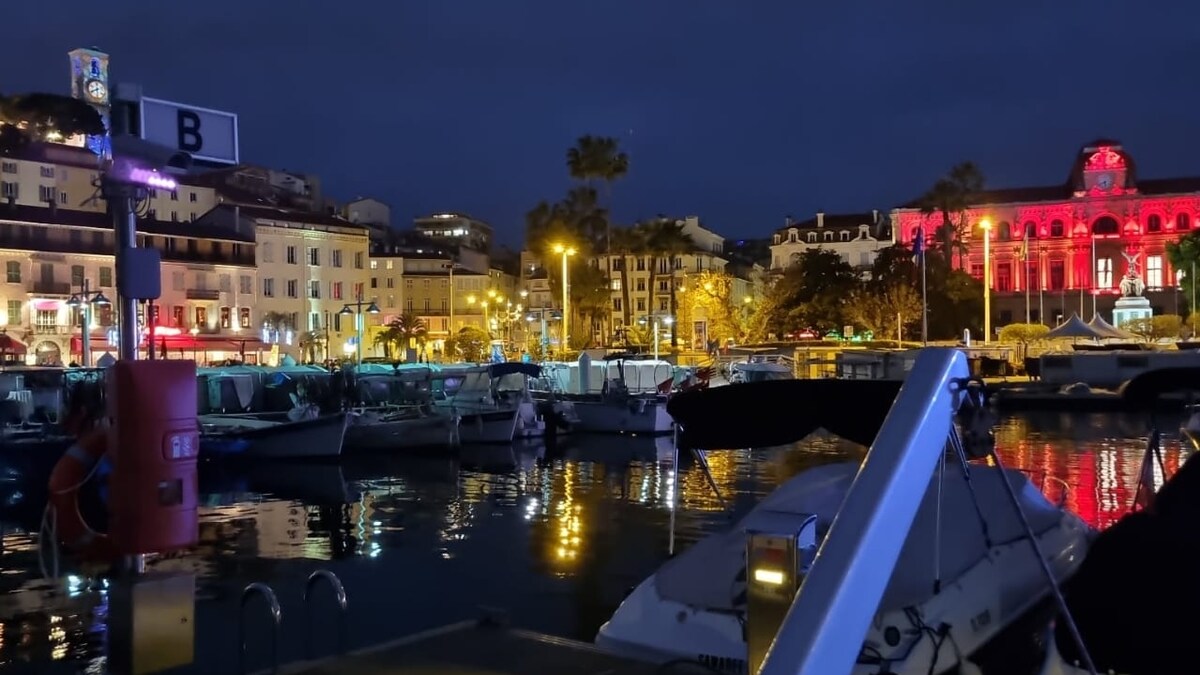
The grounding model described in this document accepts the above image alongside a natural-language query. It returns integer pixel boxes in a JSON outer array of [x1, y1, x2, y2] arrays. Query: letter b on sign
[[177, 110, 203, 153]]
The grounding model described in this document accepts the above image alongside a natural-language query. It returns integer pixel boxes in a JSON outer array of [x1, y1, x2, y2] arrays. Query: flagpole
[[1038, 245, 1045, 326], [1091, 233, 1098, 318], [920, 233, 928, 345], [1024, 232, 1031, 324]]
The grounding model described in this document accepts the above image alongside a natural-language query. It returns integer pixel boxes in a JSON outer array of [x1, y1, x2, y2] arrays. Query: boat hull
[[344, 414, 458, 451], [201, 413, 349, 459], [562, 397, 672, 435], [596, 513, 1090, 674]]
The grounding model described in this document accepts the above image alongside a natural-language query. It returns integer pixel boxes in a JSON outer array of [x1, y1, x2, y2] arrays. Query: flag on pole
[[1020, 226, 1030, 262], [912, 225, 925, 264]]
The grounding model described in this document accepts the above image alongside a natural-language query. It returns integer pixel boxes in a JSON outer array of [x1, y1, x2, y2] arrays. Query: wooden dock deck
[[274, 618, 664, 675]]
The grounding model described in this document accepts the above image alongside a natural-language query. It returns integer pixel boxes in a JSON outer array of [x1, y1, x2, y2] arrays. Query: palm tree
[[918, 162, 984, 269], [640, 218, 696, 347], [374, 312, 427, 360], [570, 264, 610, 349], [566, 135, 629, 253], [609, 226, 642, 331]]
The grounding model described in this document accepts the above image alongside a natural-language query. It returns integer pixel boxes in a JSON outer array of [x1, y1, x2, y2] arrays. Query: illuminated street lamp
[[980, 218, 993, 344], [339, 293, 381, 364], [65, 280, 110, 367], [552, 243, 577, 350], [637, 314, 675, 361]]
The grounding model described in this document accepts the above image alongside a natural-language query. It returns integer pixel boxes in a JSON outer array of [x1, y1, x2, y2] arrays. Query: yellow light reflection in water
[[551, 463, 584, 570]]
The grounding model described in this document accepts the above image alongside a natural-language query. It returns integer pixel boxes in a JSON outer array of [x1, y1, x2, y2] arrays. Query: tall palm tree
[[918, 162, 984, 269], [609, 226, 643, 331], [566, 135, 629, 253], [641, 218, 696, 347], [374, 312, 427, 360]]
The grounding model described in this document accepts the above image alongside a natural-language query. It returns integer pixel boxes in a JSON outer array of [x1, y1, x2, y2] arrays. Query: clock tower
[[68, 47, 111, 157]]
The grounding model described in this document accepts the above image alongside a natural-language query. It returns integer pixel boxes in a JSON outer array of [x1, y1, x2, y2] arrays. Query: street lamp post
[[339, 292, 381, 364], [66, 280, 111, 367], [638, 314, 675, 361], [980, 218, 993, 344], [526, 308, 563, 360], [552, 243, 576, 350]]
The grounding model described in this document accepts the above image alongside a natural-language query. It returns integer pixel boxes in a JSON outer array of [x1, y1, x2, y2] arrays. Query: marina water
[[0, 411, 1185, 673]]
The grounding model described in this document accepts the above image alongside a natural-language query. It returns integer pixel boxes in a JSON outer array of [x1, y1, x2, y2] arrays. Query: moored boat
[[534, 356, 674, 435]]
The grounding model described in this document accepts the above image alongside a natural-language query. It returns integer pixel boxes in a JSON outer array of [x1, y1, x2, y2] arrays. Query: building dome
[[1067, 139, 1137, 191]]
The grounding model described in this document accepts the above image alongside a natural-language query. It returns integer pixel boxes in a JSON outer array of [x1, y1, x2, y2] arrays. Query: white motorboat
[[536, 356, 674, 435], [596, 460, 1090, 674], [728, 360, 793, 384], [434, 362, 547, 443], [343, 405, 460, 451], [199, 405, 350, 459]]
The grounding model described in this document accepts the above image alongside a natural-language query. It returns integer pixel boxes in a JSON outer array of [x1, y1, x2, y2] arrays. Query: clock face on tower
[[1096, 173, 1114, 190], [85, 78, 108, 104]]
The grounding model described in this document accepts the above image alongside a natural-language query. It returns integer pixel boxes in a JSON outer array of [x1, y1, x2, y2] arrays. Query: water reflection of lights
[[552, 463, 583, 566]]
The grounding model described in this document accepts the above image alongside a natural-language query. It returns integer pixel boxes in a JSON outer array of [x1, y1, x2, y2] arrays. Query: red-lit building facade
[[894, 140, 1199, 327]]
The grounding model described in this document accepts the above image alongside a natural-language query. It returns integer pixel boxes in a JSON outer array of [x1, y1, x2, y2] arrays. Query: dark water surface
[[0, 411, 1188, 673]]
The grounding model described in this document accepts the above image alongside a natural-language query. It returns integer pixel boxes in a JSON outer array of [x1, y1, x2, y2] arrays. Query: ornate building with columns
[[893, 140, 1200, 328]]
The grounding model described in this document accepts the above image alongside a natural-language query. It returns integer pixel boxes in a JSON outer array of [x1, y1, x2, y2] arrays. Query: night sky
[[4, 2, 1199, 246]]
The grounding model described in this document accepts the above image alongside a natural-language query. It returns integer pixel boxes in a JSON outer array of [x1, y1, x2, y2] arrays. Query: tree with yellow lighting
[[677, 271, 749, 348]]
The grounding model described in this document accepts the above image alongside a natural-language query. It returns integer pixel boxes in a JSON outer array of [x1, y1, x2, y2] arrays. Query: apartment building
[[200, 204, 370, 360], [769, 211, 893, 275]]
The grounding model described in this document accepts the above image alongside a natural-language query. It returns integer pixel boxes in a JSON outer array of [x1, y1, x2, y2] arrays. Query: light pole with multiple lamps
[[66, 280, 111, 367], [980, 218, 992, 344], [339, 294, 380, 364], [552, 243, 576, 350], [637, 314, 675, 361]]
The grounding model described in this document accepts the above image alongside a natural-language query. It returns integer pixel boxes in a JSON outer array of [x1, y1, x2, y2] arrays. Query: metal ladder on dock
[[238, 569, 349, 674]]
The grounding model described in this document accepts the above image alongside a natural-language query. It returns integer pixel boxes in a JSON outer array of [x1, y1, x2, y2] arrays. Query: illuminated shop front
[[894, 140, 1200, 327]]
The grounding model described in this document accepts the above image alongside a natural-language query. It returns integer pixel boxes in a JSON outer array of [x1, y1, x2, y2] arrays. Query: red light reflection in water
[[992, 417, 1191, 531]]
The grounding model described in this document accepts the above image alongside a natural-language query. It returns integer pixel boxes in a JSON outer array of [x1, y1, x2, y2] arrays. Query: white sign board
[[139, 96, 239, 165]]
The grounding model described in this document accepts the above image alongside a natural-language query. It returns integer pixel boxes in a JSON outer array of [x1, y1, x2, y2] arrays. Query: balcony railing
[[186, 289, 221, 301], [31, 281, 71, 295]]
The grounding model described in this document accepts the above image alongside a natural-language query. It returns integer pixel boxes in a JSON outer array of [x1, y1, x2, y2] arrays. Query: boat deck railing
[[758, 348, 970, 675]]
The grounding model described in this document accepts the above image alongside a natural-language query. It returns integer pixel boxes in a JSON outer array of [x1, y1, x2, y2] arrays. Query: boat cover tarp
[[1118, 367, 1200, 406], [667, 379, 904, 449], [653, 461, 1063, 613], [490, 362, 541, 378]]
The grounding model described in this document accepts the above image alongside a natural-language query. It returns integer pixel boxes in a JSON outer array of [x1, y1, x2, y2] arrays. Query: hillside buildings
[[768, 211, 893, 276]]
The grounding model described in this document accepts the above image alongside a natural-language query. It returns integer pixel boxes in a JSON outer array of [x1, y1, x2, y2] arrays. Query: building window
[[355, 252, 365, 269], [996, 263, 1012, 292], [35, 309, 56, 331], [219, 274, 231, 293], [286, 279, 298, 298], [309, 280, 320, 299], [1097, 258, 1113, 289], [71, 265, 84, 286], [332, 250, 343, 267], [262, 242, 274, 263], [263, 278, 275, 297], [970, 263, 983, 280], [39, 166, 54, 178], [172, 306, 185, 327], [219, 306, 232, 329], [311, 313, 321, 331], [0, 182, 17, 199], [423, 298, 430, 312], [636, 298, 646, 312], [6, 300, 21, 325], [59, 192, 68, 205], [370, 259, 378, 270], [806, 232, 816, 243], [1178, 213, 1192, 231], [239, 275, 252, 294], [308, 247, 320, 266], [1146, 255, 1164, 289], [0, 162, 15, 174], [189, 192, 198, 203], [1147, 215, 1162, 233], [286, 246, 297, 264], [99, 267, 113, 287], [839, 231, 850, 242], [386, 278, 394, 289], [194, 306, 207, 328], [332, 281, 343, 300], [5, 261, 19, 283], [1025, 260, 1039, 291], [39, 186, 57, 203], [611, 279, 621, 291], [239, 307, 251, 328], [1050, 220, 1064, 237]]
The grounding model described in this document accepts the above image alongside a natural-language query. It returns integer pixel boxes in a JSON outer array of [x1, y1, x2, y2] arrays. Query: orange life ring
[[47, 428, 113, 559]]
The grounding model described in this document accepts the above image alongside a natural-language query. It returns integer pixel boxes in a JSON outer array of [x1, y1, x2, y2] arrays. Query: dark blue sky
[[4, 2, 1199, 246]]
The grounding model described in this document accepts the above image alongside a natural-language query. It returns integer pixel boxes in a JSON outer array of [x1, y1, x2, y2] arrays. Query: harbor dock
[[271, 617, 660, 675]]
